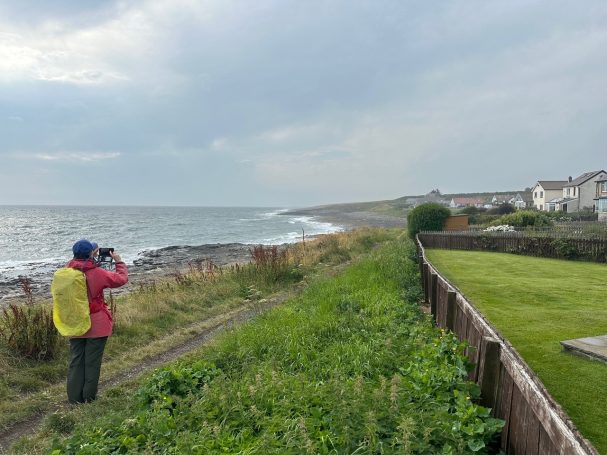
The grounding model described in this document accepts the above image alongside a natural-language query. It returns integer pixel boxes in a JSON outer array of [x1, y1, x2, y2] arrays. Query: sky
[[1, 0, 607, 207]]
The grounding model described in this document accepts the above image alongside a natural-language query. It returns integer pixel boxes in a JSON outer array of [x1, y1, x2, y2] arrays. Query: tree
[[407, 203, 451, 238]]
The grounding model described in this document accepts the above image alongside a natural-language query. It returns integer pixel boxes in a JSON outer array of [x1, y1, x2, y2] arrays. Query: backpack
[[51, 267, 91, 337]]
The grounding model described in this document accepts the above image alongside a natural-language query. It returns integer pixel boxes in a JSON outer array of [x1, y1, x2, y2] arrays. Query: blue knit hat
[[72, 239, 98, 259]]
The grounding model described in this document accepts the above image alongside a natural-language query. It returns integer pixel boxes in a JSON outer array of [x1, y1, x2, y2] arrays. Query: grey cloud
[[1, 0, 607, 206]]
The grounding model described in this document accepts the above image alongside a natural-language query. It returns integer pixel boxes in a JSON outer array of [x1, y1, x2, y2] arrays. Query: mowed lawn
[[426, 249, 607, 454]]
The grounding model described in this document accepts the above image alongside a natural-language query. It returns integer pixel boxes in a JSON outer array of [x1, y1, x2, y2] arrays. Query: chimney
[[568, 176, 572, 182]]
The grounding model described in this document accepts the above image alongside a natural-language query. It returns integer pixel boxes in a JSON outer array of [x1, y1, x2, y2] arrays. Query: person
[[65, 239, 128, 404]]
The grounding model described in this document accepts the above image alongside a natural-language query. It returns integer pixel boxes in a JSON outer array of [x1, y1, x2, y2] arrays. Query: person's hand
[[110, 251, 123, 263]]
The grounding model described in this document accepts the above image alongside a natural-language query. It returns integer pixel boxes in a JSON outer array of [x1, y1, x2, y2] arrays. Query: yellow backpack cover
[[51, 268, 91, 337]]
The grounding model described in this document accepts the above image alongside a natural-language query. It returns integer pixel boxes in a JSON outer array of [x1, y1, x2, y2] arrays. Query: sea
[[0, 206, 343, 300]]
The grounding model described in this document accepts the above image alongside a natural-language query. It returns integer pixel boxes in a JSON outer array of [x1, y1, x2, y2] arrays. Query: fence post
[[430, 272, 438, 319], [422, 262, 430, 303], [446, 291, 457, 331], [478, 336, 501, 410]]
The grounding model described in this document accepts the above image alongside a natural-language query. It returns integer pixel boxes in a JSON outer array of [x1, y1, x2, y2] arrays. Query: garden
[[426, 248, 607, 454]]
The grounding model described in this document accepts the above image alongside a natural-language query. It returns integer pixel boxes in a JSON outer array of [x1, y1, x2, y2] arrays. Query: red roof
[[452, 197, 484, 205]]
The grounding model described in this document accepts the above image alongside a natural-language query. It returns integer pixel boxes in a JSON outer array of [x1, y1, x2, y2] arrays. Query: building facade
[[560, 170, 607, 212], [596, 177, 607, 222], [531, 181, 567, 211]]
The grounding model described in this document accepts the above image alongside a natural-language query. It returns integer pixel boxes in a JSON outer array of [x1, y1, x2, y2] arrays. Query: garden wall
[[416, 237, 599, 455], [418, 231, 607, 263]]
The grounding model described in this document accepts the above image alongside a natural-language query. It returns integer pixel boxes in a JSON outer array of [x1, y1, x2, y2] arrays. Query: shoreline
[[0, 243, 255, 304], [0, 209, 405, 303]]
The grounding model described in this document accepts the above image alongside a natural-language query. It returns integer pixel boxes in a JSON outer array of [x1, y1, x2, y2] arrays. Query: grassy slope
[[426, 249, 607, 453], [0, 229, 396, 433], [39, 237, 504, 454]]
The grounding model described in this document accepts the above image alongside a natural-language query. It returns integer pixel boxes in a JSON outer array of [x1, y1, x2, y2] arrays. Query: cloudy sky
[[1, 0, 606, 207]]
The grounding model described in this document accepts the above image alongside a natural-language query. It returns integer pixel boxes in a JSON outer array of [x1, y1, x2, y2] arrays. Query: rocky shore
[[0, 243, 254, 303], [1, 207, 405, 303]]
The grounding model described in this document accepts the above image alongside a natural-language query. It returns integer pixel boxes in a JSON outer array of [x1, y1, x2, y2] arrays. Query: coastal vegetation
[[425, 249, 607, 453], [44, 235, 502, 454], [0, 229, 393, 442], [1, 231, 506, 454]]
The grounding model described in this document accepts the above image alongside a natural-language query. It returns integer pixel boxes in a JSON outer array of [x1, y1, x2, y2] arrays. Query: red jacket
[[67, 259, 129, 338]]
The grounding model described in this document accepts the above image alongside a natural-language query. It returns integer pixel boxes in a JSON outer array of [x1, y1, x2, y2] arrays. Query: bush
[[551, 238, 579, 259], [0, 303, 60, 360], [487, 203, 515, 215], [460, 206, 486, 216], [492, 210, 553, 228], [407, 203, 451, 238]]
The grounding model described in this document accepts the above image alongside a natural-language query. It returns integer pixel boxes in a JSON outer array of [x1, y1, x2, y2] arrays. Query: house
[[531, 181, 567, 211], [559, 170, 607, 213], [595, 177, 607, 221], [510, 193, 528, 210], [491, 194, 513, 205], [449, 197, 485, 208]]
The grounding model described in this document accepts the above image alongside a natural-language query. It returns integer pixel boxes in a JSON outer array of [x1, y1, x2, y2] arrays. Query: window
[[540, 191, 544, 198], [598, 198, 607, 212], [566, 188, 570, 196], [534, 191, 537, 198], [573, 187, 577, 196], [602, 182, 607, 193]]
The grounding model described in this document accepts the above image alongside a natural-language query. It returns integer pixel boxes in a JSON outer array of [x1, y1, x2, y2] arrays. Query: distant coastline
[[283, 205, 406, 230]]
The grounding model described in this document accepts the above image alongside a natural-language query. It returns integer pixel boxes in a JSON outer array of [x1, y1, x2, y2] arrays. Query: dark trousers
[[67, 337, 108, 404]]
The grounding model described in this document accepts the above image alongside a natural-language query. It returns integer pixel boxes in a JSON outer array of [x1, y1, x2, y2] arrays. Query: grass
[[0, 229, 397, 438], [40, 235, 503, 454], [425, 249, 607, 453]]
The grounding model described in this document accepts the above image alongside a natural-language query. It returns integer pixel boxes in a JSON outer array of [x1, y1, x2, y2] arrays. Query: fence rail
[[418, 230, 607, 262], [416, 236, 599, 455]]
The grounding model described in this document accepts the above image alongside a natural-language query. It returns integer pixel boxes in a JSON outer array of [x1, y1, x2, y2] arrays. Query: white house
[[556, 170, 607, 213], [510, 194, 527, 210], [531, 181, 567, 211]]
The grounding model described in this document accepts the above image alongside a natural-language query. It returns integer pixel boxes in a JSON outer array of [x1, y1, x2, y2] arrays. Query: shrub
[[460, 206, 485, 216], [407, 203, 451, 238], [487, 203, 515, 215], [551, 238, 579, 259], [0, 303, 60, 360], [492, 210, 553, 228]]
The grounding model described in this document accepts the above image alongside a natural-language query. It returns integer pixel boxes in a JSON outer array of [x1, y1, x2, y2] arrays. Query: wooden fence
[[418, 230, 607, 263], [416, 236, 599, 455]]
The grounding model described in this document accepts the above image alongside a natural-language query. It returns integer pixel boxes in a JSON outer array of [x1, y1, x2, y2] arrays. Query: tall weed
[[248, 245, 301, 284], [0, 303, 60, 360]]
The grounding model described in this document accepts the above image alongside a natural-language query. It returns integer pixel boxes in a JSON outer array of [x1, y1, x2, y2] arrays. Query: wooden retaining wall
[[417, 237, 599, 455]]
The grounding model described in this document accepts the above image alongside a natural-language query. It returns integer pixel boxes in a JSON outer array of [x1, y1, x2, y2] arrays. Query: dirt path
[[0, 298, 284, 454]]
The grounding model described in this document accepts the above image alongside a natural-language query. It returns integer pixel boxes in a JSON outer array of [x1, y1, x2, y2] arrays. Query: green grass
[[425, 249, 607, 453], [42, 237, 503, 454]]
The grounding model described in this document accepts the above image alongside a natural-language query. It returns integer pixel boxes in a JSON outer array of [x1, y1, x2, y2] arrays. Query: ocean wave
[[261, 208, 290, 218], [287, 216, 344, 234], [0, 256, 65, 272], [257, 231, 303, 245]]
